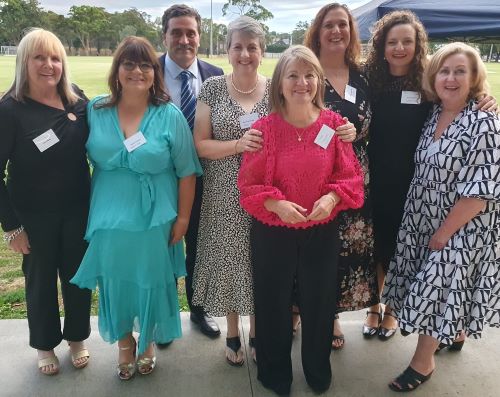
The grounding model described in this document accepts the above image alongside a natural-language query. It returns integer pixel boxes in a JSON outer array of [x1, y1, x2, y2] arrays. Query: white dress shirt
[[163, 53, 202, 108]]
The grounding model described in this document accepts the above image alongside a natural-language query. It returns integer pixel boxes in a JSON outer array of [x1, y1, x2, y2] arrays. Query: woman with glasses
[[71, 36, 201, 380]]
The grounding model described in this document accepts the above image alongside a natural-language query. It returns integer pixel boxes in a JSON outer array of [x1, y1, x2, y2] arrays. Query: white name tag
[[401, 91, 421, 105], [33, 129, 59, 152], [239, 113, 259, 129], [123, 131, 147, 152], [314, 124, 336, 149], [427, 141, 440, 158], [344, 85, 357, 104]]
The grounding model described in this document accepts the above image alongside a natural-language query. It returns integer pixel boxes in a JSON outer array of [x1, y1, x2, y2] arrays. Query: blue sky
[[39, 0, 371, 33]]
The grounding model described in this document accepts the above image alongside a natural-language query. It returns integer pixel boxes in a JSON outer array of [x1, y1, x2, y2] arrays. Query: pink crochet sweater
[[238, 109, 364, 229]]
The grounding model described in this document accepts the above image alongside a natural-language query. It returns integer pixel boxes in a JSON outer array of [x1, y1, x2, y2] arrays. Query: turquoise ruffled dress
[[71, 96, 202, 353]]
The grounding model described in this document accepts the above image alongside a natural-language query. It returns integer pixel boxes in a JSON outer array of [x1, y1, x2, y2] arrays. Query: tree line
[[0, 0, 314, 55]]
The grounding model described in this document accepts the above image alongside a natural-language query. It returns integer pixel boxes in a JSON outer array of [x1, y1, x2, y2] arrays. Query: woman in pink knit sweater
[[238, 45, 364, 395]]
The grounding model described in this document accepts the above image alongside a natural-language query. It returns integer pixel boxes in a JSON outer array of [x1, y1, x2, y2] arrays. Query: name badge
[[401, 91, 421, 105], [426, 141, 440, 158], [314, 125, 336, 149], [239, 113, 260, 129], [123, 131, 147, 152], [33, 129, 60, 152], [344, 85, 357, 104]]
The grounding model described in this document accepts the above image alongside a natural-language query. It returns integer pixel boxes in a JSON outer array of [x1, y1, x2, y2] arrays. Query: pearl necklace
[[230, 73, 259, 95]]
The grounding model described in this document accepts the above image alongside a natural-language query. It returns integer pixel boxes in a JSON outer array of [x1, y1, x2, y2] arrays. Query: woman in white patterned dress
[[383, 42, 500, 392]]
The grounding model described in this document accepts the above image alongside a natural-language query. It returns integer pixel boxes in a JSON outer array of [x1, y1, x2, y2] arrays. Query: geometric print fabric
[[382, 101, 500, 345]]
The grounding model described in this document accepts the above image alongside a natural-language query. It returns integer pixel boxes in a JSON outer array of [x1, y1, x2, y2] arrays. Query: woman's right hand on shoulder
[[265, 199, 307, 224], [235, 129, 263, 154], [7, 230, 30, 254]]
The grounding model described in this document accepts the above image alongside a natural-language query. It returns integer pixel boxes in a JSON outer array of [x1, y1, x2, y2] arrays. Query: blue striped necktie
[[179, 70, 196, 131]]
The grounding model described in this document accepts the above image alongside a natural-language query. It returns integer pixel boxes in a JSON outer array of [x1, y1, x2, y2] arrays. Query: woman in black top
[[365, 11, 496, 340], [0, 29, 91, 375]]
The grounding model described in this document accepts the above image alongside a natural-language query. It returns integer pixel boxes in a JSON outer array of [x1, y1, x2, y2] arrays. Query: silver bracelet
[[3, 225, 24, 243]]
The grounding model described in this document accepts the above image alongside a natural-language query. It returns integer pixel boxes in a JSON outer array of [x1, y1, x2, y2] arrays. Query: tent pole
[[488, 44, 493, 62]]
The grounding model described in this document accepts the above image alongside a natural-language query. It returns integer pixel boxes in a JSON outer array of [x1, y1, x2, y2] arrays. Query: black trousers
[[184, 176, 203, 314], [251, 219, 339, 393], [19, 206, 91, 350]]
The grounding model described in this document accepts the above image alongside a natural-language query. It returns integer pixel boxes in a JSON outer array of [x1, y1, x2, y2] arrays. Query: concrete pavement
[[1, 311, 499, 397]]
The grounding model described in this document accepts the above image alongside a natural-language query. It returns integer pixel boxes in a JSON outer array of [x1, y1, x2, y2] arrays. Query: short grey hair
[[226, 16, 266, 53]]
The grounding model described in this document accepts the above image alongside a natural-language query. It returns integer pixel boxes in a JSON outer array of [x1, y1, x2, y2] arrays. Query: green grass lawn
[[1, 55, 500, 319]]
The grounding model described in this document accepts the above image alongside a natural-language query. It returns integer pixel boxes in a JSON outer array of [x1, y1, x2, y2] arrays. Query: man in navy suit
[[158, 4, 223, 339]]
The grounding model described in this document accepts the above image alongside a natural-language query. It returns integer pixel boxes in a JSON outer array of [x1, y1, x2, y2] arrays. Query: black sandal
[[388, 366, 433, 392], [292, 309, 301, 336], [332, 314, 345, 350], [362, 307, 382, 338], [249, 337, 257, 363], [226, 337, 244, 366], [379, 311, 398, 341]]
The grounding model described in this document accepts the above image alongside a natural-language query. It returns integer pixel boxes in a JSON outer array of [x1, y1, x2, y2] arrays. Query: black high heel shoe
[[378, 312, 398, 341], [362, 307, 382, 338], [435, 339, 465, 353]]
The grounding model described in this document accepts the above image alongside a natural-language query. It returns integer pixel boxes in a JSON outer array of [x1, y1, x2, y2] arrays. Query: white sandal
[[38, 355, 60, 376]]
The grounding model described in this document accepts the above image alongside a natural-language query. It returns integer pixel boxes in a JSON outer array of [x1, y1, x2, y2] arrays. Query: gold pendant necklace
[[294, 126, 306, 142]]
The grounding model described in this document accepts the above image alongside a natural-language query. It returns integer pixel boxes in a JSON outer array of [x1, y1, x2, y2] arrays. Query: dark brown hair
[[303, 3, 361, 70], [97, 36, 169, 109], [162, 4, 201, 35], [365, 10, 428, 97]]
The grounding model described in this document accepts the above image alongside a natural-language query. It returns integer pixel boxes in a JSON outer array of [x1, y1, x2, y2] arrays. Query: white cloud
[[39, 0, 370, 32]]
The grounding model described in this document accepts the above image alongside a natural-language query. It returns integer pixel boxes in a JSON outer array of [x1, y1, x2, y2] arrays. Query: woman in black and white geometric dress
[[383, 42, 500, 392]]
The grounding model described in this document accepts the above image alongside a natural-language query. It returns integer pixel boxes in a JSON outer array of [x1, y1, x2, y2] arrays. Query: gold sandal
[[137, 343, 156, 375], [68, 342, 90, 369], [117, 339, 136, 380]]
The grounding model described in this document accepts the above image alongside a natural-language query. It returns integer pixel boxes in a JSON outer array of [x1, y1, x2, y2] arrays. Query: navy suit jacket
[[158, 53, 224, 88]]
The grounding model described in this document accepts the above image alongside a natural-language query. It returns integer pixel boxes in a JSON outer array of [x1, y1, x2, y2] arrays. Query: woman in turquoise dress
[[71, 37, 201, 380]]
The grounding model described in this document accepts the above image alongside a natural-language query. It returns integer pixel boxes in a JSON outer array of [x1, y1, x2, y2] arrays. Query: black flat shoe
[[388, 366, 433, 392], [362, 308, 382, 338], [378, 311, 398, 341], [190, 311, 221, 337]]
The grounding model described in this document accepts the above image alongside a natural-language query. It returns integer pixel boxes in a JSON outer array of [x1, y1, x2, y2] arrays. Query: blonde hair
[[270, 45, 325, 115], [3, 28, 79, 104], [423, 42, 489, 103]]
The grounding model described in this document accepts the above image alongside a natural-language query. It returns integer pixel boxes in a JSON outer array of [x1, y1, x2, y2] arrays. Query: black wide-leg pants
[[251, 219, 339, 394], [19, 206, 91, 350]]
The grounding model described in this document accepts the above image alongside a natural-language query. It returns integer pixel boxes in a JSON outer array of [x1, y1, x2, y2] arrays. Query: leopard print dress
[[192, 76, 270, 316]]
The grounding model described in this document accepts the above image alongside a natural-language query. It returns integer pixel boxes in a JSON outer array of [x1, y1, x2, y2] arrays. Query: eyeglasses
[[121, 60, 154, 72]]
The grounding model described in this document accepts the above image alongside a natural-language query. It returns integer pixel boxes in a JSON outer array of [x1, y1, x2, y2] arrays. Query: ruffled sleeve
[[321, 111, 365, 211], [456, 113, 500, 201], [238, 117, 286, 224]]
